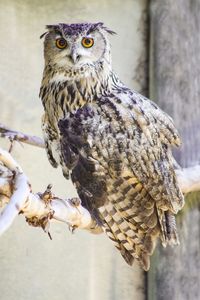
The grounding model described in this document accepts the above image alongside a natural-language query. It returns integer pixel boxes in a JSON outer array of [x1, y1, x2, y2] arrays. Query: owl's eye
[[56, 38, 67, 49], [81, 37, 94, 48]]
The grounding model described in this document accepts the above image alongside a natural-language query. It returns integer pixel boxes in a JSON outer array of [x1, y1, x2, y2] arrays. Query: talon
[[41, 184, 54, 205], [68, 224, 77, 233], [70, 197, 81, 207], [46, 183, 53, 191], [25, 211, 54, 238], [48, 231, 52, 240]]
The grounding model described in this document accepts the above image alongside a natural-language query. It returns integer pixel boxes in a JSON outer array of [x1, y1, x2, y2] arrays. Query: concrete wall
[[0, 1, 147, 299], [148, 2, 200, 299]]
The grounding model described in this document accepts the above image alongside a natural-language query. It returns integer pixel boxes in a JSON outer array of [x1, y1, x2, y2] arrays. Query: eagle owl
[[39, 22, 184, 271]]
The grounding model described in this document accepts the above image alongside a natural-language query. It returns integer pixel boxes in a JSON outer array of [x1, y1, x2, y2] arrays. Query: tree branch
[[0, 123, 45, 148], [176, 166, 200, 194], [0, 148, 101, 237], [0, 124, 199, 237]]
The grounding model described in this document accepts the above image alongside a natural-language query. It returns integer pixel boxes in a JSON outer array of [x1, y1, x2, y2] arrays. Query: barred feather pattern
[[40, 25, 184, 270]]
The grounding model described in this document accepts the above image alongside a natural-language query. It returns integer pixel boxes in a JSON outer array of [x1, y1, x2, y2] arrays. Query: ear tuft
[[97, 23, 117, 35], [40, 24, 61, 39], [105, 28, 117, 35], [89, 22, 117, 35], [40, 31, 48, 39], [102, 26, 117, 35]]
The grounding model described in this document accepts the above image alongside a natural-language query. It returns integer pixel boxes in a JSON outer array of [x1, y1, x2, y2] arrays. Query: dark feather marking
[[44, 22, 116, 40], [67, 84, 76, 103], [40, 86, 47, 99], [113, 178, 124, 188], [58, 109, 107, 224], [123, 185, 133, 194], [150, 101, 158, 110], [60, 93, 65, 110]]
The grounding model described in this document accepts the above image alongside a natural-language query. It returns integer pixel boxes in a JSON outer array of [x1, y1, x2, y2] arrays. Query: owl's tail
[[103, 221, 152, 271], [101, 209, 179, 270], [99, 203, 159, 271], [157, 209, 179, 247]]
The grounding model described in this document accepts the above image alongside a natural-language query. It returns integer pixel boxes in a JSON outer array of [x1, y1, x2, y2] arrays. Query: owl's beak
[[69, 50, 81, 64]]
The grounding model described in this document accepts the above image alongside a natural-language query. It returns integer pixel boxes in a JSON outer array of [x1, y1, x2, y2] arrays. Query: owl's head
[[41, 22, 115, 72]]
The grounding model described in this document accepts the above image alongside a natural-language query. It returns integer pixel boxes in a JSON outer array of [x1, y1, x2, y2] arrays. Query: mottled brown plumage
[[40, 22, 184, 270]]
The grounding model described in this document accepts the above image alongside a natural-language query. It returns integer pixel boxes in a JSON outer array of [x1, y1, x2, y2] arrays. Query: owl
[[39, 22, 184, 271]]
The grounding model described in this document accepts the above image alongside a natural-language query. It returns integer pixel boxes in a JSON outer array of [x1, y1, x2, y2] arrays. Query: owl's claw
[[39, 184, 54, 206], [68, 224, 78, 234], [69, 197, 81, 207], [26, 210, 54, 239]]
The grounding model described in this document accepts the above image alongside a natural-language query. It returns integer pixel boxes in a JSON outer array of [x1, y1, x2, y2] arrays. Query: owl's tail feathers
[[158, 209, 180, 247], [103, 220, 154, 271], [117, 243, 134, 266], [100, 201, 160, 271], [119, 245, 151, 271], [117, 211, 179, 270]]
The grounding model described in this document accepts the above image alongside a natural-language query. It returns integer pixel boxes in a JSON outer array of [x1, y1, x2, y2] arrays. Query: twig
[[0, 123, 45, 148]]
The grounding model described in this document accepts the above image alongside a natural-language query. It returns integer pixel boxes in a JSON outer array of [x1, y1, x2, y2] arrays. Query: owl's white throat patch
[[49, 73, 68, 84]]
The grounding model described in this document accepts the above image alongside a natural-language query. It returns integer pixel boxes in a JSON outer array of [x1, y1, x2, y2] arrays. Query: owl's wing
[[58, 93, 184, 270], [58, 108, 108, 225], [93, 89, 184, 269], [109, 87, 184, 208]]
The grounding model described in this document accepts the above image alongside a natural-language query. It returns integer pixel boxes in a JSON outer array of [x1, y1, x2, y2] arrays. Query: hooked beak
[[68, 49, 81, 64]]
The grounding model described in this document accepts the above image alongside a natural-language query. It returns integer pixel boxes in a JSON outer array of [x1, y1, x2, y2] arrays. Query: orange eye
[[56, 38, 67, 49], [81, 37, 94, 48]]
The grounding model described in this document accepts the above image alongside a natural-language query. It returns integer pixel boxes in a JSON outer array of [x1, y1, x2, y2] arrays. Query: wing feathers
[[56, 87, 184, 270]]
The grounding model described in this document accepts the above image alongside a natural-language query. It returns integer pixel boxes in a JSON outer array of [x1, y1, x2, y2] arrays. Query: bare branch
[[176, 165, 200, 194], [0, 123, 45, 148], [0, 148, 101, 237]]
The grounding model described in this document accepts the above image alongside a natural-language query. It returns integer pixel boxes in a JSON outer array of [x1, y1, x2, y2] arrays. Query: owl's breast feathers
[[56, 85, 184, 270]]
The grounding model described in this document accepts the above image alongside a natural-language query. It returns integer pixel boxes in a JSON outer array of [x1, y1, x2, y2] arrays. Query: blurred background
[[0, 1, 199, 300]]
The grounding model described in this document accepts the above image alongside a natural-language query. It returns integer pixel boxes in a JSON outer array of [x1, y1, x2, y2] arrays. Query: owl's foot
[[26, 210, 54, 239], [67, 198, 84, 233], [69, 197, 81, 207], [38, 184, 54, 206]]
